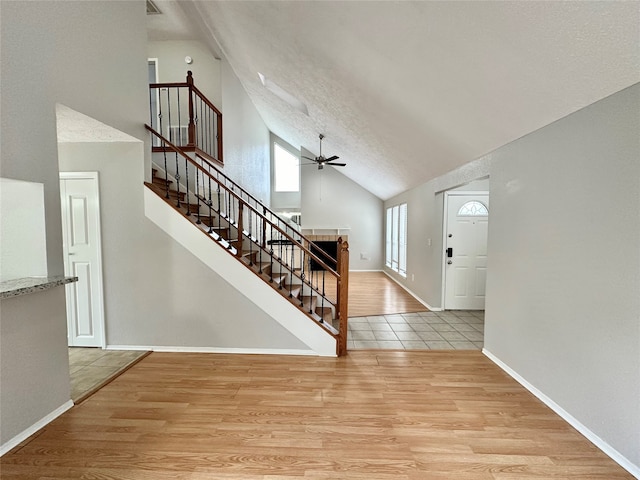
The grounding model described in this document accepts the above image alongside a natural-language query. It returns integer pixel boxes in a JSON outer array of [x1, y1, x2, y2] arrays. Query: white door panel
[[60, 173, 105, 347], [445, 193, 489, 310], [72, 262, 94, 337]]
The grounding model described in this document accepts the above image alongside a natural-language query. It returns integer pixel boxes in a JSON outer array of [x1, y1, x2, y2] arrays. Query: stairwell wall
[[58, 141, 310, 352], [220, 59, 271, 207]]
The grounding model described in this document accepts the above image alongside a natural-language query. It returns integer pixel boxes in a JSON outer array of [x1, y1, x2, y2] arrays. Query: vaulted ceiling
[[149, 1, 640, 200]]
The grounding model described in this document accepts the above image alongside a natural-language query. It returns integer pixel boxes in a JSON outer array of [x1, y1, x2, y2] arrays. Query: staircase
[[145, 72, 349, 356]]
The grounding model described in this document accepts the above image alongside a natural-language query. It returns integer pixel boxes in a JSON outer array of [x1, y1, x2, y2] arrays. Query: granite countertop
[[0, 275, 78, 299]]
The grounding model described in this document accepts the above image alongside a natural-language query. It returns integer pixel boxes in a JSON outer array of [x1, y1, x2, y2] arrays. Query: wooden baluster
[[217, 111, 223, 163], [187, 71, 196, 148], [336, 237, 349, 357]]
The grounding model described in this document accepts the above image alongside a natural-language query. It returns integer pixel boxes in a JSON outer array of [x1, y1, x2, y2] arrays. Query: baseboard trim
[[0, 400, 74, 457], [382, 271, 442, 311], [107, 345, 318, 356], [483, 348, 640, 479]]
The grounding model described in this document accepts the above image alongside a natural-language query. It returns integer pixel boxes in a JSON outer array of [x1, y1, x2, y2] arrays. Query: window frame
[[385, 202, 407, 277]]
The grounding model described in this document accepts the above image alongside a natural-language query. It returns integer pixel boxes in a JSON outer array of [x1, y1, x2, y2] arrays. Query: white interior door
[[444, 193, 489, 310], [60, 173, 105, 347]]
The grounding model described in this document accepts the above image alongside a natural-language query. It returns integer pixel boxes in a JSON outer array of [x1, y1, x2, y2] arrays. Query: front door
[[60, 173, 105, 347], [444, 193, 489, 310]]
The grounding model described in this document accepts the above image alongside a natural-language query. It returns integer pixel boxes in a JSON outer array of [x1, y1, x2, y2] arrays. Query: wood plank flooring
[[348, 271, 427, 317], [2, 351, 632, 479], [69, 348, 150, 403]]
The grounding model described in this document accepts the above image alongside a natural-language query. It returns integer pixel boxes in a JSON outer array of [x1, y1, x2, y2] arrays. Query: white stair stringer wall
[[144, 187, 337, 357]]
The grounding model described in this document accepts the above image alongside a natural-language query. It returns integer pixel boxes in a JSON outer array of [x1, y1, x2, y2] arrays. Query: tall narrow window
[[398, 203, 407, 276], [385, 203, 407, 277], [385, 208, 392, 268], [273, 142, 300, 192], [391, 205, 399, 271]]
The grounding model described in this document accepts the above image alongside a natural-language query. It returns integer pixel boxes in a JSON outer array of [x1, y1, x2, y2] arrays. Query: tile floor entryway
[[68, 348, 149, 403], [348, 310, 484, 350]]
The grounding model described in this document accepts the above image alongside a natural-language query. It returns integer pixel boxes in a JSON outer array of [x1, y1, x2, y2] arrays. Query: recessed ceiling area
[[150, 1, 640, 200]]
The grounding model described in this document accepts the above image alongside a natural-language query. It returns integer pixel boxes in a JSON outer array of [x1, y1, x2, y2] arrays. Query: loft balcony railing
[[146, 73, 349, 356], [149, 71, 223, 165]]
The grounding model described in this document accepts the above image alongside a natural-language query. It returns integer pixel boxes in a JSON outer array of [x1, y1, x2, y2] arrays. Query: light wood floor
[[2, 351, 631, 479], [69, 348, 150, 403], [348, 271, 427, 317]]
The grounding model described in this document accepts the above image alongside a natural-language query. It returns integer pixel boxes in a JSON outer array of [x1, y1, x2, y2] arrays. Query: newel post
[[336, 237, 349, 356], [186, 71, 196, 147]]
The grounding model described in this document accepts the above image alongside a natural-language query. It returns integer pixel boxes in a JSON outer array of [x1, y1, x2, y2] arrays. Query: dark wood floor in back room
[[2, 351, 632, 479]]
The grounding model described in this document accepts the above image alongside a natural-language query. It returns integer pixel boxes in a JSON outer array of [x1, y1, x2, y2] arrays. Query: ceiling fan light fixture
[[258, 72, 309, 116], [301, 134, 346, 170]]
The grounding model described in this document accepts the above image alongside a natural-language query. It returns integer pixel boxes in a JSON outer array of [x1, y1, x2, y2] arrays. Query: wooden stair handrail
[[145, 124, 341, 277], [193, 153, 338, 264], [188, 79, 222, 116]]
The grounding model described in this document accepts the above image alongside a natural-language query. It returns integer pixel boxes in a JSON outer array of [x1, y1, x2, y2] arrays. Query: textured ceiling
[[56, 104, 140, 143], [152, 1, 640, 200]]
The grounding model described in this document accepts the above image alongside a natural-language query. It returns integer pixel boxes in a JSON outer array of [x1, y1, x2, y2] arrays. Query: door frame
[[60, 171, 106, 348], [441, 190, 489, 310]]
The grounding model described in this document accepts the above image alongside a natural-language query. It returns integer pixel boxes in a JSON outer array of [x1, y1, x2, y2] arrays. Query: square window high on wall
[[386, 203, 407, 277]]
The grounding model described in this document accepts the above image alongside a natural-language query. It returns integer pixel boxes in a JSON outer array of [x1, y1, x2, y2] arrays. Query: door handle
[[446, 247, 453, 258]]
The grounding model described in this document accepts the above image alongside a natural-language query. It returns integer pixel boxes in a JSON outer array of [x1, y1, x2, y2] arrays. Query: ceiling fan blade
[[301, 156, 316, 161], [326, 162, 346, 167], [325, 155, 339, 162]]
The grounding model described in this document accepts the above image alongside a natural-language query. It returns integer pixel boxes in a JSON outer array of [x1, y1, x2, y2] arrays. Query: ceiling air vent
[[146, 0, 161, 15]]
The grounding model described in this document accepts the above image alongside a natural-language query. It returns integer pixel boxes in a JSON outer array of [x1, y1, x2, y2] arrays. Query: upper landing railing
[[149, 71, 222, 165]]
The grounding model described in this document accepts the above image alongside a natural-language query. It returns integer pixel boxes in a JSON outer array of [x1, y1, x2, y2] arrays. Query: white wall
[[0, 288, 71, 447], [0, 0, 148, 450], [58, 141, 308, 351], [484, 84, 640, 471], [220, 59, 271, 206], [148, 40, 222, 108], [0, 0, 148, 277], [301, 149, 384, 271], [0, 178, 48, 281]]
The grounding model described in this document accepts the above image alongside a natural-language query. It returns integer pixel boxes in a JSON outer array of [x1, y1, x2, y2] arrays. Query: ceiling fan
[[302, 134, 346, 170]]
